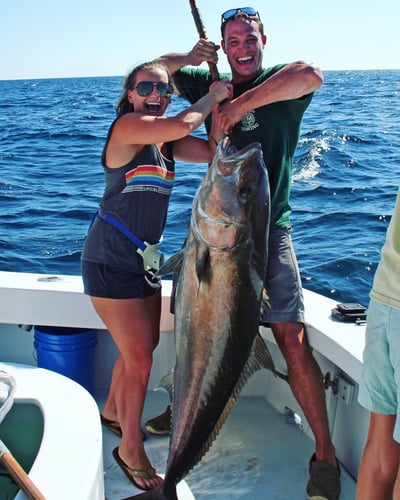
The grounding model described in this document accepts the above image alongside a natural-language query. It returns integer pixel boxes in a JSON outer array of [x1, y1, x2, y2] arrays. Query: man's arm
[[156, 39, 219, 94], [218, 61, 323, 133]]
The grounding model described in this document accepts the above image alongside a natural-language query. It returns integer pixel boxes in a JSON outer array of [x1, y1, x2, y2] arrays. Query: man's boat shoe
[[144, 405, 171, 435], [112, 447, 157, 491], [306, 453, 341, 500]]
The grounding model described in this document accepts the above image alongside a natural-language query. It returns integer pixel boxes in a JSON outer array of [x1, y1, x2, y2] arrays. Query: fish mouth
[[218, 136, 262, 163], [216, 139, 264, 189], [190, 138, 264, 249]]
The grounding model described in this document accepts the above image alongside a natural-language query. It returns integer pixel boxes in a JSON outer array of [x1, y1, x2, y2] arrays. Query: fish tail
[[121, 482, 178, 500]]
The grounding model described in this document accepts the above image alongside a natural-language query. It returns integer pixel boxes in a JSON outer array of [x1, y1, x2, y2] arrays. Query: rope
[[0, 371, 16, 426], [0, 371, 45, 498]]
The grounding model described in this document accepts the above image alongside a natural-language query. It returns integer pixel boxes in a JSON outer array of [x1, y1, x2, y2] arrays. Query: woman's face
[[127, 68, 173, 116]]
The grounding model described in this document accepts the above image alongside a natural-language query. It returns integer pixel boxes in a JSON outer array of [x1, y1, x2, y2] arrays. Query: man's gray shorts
[[260, 228, 305, 325]]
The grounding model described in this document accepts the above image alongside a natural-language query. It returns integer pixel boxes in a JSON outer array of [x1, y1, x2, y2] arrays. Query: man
[[145, 7, 340, 499], [356, 188, 400, 499]]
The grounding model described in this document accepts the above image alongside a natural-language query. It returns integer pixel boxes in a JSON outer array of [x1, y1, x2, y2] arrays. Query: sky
[[1, 0, 399, 80]]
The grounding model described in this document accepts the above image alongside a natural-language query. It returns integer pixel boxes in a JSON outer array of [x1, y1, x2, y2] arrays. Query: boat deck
[[0, 272, 363, 498], [99, 389, 357, 500]]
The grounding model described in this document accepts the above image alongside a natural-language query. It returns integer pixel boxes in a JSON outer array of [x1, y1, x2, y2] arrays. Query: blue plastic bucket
[[34, 326, 97, 394]]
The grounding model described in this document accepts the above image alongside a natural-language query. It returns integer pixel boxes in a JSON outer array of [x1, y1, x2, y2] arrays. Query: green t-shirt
[[174, 66, 313, 229]]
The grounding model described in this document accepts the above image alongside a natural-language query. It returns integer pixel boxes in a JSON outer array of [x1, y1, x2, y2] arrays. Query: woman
[[81, 61, 232, 491]]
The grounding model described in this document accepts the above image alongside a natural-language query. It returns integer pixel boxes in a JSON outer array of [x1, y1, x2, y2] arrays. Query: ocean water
[[0, 70, 399, 307]]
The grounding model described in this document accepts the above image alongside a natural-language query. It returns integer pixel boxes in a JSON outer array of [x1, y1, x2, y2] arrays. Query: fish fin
[[154, 369, 174, 401], [189, 396, 237, 474], [233, 333, 288, 396], [184, 335, 277, 471], [181, 335, 286, 474], [195, 246, 211, 285], [156, 250, 184, 276], [260, 288, 271, 318], [262, 287, 271, 308], [252, 333, 289, 382], [253, 333, 277, 374]]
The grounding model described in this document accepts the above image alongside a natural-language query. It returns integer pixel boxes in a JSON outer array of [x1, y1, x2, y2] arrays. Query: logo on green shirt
[[241, 110, 259, 132]]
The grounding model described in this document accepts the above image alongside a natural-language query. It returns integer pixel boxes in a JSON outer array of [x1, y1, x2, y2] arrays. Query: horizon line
[[1, 67, 399, 83]]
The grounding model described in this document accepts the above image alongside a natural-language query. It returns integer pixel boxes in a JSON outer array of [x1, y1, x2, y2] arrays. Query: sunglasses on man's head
[[133, 81, 173, 98], [221, 7, 260, 23]]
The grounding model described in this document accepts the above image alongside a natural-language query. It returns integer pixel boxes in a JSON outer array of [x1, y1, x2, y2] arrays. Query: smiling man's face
[[221, 17, 266, 83]]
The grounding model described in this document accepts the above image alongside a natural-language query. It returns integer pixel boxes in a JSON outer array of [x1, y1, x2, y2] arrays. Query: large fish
[[125, 137, 277, 500]]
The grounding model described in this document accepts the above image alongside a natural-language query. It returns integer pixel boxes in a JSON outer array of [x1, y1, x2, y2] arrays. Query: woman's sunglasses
[[133, 81, 173, 98], [221, 7, 260, 23]]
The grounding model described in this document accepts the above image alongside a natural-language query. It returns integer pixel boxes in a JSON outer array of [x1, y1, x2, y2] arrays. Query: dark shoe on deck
[[144, 405, 171, 435], [306, 453, 341, 500]]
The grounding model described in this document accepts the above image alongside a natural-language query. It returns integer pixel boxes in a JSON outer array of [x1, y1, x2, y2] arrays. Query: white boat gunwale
[[0, 270, 365, 384]]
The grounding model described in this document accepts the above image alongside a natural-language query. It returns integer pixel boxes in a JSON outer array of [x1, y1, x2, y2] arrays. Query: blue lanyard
[[96, 209, 146, 251]]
